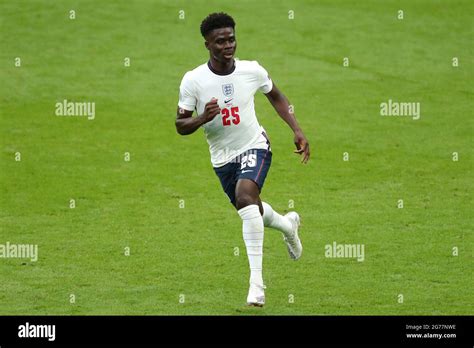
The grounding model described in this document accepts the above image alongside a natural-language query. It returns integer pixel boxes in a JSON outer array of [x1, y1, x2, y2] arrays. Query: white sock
[[238, 204, 264, 287], [262, 201, 293, 238]]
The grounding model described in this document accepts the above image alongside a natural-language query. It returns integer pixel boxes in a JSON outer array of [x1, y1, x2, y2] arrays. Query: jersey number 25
[[221, 106, 240, 126]]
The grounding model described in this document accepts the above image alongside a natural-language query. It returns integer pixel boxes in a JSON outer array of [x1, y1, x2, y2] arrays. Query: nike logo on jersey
[[241, 170, 253, 174], [224, 98, 233, 104]]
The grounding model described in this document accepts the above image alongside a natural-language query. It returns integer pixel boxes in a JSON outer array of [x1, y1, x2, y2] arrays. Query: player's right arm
[[175, 98, 220, 135]]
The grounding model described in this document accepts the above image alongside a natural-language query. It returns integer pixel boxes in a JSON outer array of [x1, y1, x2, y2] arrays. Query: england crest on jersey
[[222, 83, 234, 97]]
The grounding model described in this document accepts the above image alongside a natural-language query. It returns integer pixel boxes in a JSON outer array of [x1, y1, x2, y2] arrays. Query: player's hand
[[293, 130, 310, 163], [201, 98, 221, 123]]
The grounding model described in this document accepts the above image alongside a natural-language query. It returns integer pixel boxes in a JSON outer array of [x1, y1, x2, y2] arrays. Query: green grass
[[0, 0, 472, 315]]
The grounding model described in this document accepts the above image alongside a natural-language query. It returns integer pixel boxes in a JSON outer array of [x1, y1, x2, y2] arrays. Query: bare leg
[[234, 179, 263, 215]]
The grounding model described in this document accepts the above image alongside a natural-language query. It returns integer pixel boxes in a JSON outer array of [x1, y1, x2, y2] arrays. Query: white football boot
[[246, 283, 266, 307], [283, 211, 303, 260]]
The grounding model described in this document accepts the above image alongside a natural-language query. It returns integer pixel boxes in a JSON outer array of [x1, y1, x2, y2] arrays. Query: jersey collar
[[207, 60, 236, 76]]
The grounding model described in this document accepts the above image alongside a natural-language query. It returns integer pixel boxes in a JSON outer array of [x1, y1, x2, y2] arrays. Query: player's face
[[205, 27, 237, 63]]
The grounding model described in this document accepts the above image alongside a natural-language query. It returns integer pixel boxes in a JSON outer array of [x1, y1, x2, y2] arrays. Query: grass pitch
[[0, 0, 472, 315]]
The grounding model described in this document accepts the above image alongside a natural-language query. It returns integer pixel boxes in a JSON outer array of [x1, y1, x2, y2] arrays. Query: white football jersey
[[178, 60, 273, 168]]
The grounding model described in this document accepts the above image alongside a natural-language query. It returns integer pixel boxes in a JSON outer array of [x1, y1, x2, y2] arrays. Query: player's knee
[[235, 194, 258, 210]]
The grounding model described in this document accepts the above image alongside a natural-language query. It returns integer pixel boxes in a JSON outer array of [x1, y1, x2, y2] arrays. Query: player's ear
[[204, 40, 210, 50]]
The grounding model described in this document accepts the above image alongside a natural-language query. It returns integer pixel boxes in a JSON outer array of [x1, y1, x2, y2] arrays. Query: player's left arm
[[265, 82, 310, 163]]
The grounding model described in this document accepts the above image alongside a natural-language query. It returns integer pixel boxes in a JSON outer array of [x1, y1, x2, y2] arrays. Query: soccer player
[[176, 12, 310, 307]]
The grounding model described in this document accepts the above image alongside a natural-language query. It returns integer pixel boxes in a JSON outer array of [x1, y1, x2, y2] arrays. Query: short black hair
[[200, 12, 235, 38]]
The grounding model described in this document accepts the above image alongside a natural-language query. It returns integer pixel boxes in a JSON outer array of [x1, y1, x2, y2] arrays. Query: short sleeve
[[178, 72, 197, 111], [255, 62, 273, 94]]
